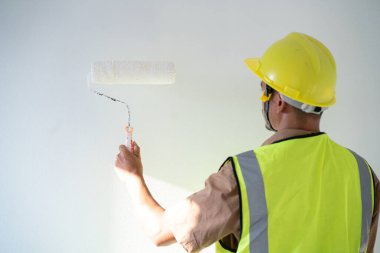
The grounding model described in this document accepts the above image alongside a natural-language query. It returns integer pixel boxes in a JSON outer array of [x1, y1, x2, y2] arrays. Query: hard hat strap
[[262, 85, 277, 132], [280, 94, 328, 115], [261, 91, 272, 102]]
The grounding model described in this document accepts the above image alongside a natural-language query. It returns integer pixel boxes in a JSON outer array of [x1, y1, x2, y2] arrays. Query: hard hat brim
[[244, 58, 274, 89], [244, 58, 260, 75]]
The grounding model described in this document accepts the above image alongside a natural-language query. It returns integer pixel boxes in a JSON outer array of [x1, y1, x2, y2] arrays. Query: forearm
[[114, 143, 176, 246], [125, 177, 176, 246]]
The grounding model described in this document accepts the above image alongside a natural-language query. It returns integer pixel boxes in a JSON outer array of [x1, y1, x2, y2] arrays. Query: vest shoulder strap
[[348, 149, 374, 253]]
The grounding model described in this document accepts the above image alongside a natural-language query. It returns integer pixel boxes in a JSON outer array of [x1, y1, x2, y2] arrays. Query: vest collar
[[261, 129, 323, 146]]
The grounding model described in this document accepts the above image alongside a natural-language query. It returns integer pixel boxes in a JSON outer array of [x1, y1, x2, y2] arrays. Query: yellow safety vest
[[216, 133, 374, 253]]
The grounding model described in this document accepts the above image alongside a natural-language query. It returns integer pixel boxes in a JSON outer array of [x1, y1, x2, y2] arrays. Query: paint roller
[[88, 60, 176, 151]]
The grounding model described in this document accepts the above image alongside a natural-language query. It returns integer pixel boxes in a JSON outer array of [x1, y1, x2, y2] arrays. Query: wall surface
[[1, 0, 379, 252]]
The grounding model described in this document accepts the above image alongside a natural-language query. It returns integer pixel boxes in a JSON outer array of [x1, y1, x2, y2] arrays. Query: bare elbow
[[151, 234, 176, 247], [151, 236, 162, 247], [153, 239, 165, 247]]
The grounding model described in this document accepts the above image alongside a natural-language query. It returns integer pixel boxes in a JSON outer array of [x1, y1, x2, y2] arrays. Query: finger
[[133, 141, 140, 152], [133, 142, 141, 157]]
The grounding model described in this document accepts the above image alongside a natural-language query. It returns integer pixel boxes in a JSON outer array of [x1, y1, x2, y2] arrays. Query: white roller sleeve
[[89, 60, 176, 85]]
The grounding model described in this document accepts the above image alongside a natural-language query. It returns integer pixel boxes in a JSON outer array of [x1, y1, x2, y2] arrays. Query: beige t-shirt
[[164, 130, 380, 253]]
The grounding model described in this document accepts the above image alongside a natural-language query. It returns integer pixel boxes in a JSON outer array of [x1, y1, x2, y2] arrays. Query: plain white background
[[1, 0, 379, 252]]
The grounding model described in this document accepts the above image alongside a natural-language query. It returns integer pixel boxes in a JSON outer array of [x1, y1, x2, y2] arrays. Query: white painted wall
[[1, 0, 379, 252]]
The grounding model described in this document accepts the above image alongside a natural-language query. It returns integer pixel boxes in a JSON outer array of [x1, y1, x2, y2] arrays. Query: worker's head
[[245, 32, 336, 131], [260, 81, 322, 131]]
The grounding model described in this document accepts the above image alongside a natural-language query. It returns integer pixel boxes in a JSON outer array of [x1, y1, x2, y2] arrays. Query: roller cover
[[90, 60, 176, 84]]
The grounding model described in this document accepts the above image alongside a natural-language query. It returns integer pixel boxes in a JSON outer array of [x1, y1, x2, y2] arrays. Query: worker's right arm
[[114, 142, 176, 246], [115, 144, 240, 251]]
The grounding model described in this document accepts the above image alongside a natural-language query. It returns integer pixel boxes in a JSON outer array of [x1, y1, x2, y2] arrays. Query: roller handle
[[125, 126, 134, 152]]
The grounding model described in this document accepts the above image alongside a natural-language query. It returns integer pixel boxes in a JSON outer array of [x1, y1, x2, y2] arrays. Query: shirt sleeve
[[164, 160, 240, 253], [366, 167, 380, 253]]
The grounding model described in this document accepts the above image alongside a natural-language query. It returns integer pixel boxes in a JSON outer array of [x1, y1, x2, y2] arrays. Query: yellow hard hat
[[245, 32, 336, 107]]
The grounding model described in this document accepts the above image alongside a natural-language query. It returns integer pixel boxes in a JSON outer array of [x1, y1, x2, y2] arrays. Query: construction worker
[[114, 32, 380, 252]]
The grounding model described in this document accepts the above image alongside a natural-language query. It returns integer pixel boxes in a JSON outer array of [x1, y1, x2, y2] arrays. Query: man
[[115, 32, 380, 252]]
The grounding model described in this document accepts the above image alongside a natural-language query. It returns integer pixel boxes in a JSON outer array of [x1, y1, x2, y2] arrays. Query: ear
[[273, 93, 287, 113]]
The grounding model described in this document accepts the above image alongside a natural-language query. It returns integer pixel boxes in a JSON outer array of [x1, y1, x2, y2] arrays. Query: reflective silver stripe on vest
[[349, 150, 373, 253], [237, 151, 268, 253]]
